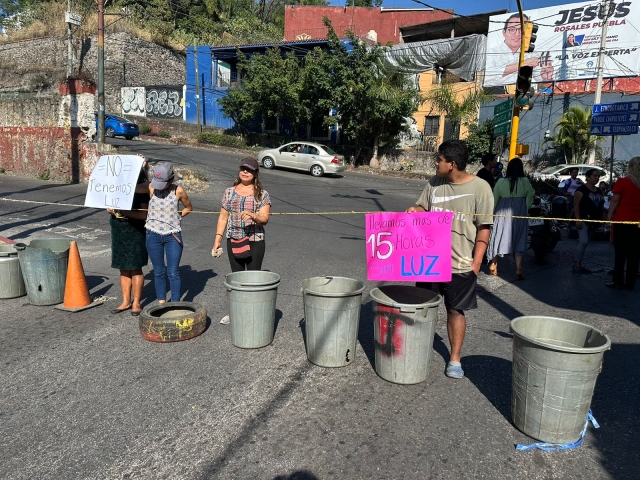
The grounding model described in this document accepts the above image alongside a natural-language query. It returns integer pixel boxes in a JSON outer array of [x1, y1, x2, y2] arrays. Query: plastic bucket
[[370, 285, 443, 384], [510, 316, 611, 444], [301, 276, 365, 368], [16, 239, 70, 306], [0, 245, 26, 299], [224, 271, 281, 349]]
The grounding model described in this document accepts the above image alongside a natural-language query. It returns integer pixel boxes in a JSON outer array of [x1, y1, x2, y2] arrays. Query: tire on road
[[124, 135, 133, 140], [139, 302, 207, 342], [105, 127, 116, 138], [310, 164, 324, 177], [262, 157, 275, 169]]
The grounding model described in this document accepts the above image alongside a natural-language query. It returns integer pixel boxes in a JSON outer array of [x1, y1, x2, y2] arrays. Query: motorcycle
[[528, 194, 562, 264]]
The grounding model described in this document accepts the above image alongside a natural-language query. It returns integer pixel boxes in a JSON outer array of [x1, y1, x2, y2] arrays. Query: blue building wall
[[185, 46, 235, 130], [480, 92, 640, 162]]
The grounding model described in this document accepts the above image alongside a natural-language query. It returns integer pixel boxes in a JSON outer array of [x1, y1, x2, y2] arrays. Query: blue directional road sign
[[590, 101, 639, 136]]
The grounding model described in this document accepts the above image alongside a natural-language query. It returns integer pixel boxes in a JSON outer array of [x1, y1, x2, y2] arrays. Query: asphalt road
[[1, 138, 638, 479]]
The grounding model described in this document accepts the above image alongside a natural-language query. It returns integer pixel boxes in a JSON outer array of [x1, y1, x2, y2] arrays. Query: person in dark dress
[[107, 163, 150, 316], [476, 153, 497, 189]]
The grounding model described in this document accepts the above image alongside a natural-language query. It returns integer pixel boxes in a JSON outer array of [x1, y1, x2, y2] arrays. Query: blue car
[[95, 113, 140, 140]]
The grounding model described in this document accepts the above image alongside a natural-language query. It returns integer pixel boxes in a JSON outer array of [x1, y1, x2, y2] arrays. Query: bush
[[197, 132, 246, 149], [157, 130, 171, 139], [139, 124, 152, 135], [527, 175, 560, 196]]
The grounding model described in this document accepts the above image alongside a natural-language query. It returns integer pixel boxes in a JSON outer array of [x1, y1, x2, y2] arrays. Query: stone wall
[[0, 80, 101, 183], [0, 32, 186, 113], [379, 149, 438, 175]]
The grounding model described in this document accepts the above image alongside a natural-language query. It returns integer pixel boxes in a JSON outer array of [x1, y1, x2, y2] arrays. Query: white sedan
[[257, 142, 346, 177], [533, 164, 615, 185]]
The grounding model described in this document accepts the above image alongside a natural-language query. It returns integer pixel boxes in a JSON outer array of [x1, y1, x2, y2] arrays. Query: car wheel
[[105, 127, 115, 138], [139, 302, 207, 343], [310, 165, 324, 177], [124, 135, 133, 140], [262, 157, 275, 169]]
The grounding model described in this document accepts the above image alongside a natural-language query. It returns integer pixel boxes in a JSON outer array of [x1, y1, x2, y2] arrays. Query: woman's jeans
[[146, 231, 183, 302], [575, 225, 593, 263]]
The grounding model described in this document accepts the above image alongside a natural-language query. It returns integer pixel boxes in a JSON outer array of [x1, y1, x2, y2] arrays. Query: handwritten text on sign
[[366, 212, 453, 282], [84, 155, 144, 210]]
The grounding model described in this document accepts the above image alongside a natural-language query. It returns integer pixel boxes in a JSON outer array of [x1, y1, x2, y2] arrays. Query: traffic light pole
[[508, 0, 527, 160]]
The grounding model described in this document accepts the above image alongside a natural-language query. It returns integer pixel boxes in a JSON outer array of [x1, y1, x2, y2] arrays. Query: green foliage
[[527, 175, 560, 196], [346, 0, 382, 5], [465, 119, 494, 164], [197, 132, 247, 148], [139, 124, 152, 135], [543, 106, 604, 164], [0, 167, 6, 174], [157, 130, 172, 138], [422, 82, 494, 139], [37, 170, 50, 180]]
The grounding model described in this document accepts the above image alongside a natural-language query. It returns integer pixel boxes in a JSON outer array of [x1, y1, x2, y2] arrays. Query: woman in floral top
[[213, 157, 271, 272]]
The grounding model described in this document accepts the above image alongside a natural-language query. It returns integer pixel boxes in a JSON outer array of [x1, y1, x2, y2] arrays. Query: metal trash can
[[370, 285, 443, 384], [301, 276, 365, 367], [510, 316, 611, 444], [224, 271, 280, 349], [17, 239, 71, 306], [0, 245, 26, 298]]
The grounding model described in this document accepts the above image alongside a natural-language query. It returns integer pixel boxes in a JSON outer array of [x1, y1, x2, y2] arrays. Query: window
[[217, 61, 231, 87], [306, 146, 318, 155], [424, 116, 440, 136]]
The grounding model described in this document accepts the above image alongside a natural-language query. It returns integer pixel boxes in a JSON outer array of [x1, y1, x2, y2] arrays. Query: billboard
[[484, 1, 640, 86]]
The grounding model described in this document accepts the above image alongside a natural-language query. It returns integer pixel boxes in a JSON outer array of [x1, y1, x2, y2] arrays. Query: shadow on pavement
[[272, 471, 320, 480], [464, 354, 512, 422], [180, 265, 215, 302], [86, 274, 111, 298], [357, 300, 375, 369]]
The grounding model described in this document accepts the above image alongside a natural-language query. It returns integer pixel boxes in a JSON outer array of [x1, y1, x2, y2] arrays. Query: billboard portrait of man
[[484, 13, 554, 87]]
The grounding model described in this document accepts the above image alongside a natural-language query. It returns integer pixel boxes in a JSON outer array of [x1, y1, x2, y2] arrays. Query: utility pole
[[97, 0, 105, 144], [588, 0, 610, 165], [66, 0, 72, 78], [194, 43, 202, 133]]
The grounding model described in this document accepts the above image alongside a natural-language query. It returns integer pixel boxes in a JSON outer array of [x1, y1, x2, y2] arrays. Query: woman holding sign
[[108, 162, 150, 316], [144, 162, 192, 304], [487, 157, 534, 280]]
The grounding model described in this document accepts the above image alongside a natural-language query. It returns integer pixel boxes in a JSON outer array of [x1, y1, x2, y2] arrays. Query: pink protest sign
[[366, 212, 453, 282]]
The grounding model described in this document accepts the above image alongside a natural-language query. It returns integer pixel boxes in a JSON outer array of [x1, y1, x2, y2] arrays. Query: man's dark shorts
[[416, 271, 477, 312]]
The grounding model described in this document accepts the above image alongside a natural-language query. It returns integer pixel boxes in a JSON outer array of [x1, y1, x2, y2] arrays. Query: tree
[[346, 0, 383, 6], [465, 119, 494, 164], [422, 81, 494, 141], [317, 21, 421, 163], [543, 106, 603, 164]]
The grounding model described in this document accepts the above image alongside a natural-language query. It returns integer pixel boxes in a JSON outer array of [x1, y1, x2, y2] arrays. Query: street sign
[[493, 98, 513, 137], [494, 122, 511, 137], [590, 101, 639, 136], [65, 11, 82, 26]]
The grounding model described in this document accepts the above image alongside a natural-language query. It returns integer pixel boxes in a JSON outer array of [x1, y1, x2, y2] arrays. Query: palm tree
[[422, 81, 494, 140], [544, 106, 604, 164]]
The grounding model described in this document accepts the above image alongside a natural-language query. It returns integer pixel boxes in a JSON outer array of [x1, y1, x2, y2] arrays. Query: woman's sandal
[[488, 263, 498, 276]]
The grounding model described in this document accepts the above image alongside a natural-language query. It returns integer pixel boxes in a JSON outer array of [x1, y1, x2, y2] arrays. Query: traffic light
[[516, 66, 535, 109], [523, 22, 538, 53]]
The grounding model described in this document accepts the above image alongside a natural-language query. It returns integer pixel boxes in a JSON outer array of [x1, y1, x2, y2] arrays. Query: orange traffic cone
[[63, 241, 92, 309]]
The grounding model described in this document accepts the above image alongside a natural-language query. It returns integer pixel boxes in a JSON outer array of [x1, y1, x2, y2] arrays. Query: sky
[[327, 0, 580, 17]]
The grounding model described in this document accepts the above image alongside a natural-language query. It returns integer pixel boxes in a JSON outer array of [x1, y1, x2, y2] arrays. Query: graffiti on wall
[[121, 87, 146, 117], [146, 86, 183, 118]]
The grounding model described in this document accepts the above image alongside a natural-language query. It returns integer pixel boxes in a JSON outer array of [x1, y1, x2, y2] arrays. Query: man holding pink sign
[[407, 140, 494, 379]]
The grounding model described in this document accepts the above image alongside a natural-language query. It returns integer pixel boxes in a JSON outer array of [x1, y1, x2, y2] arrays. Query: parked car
[[94, 113, 140, 140], [257, 142, 346, 177], [533, 164, 615, 186]]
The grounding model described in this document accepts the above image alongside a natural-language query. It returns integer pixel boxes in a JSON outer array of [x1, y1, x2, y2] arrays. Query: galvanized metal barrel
[[510, 316, 611, 444], [0, 245, 26, 299], [302, 276, 365, 368], [17, 239, 70, 306], [370, 285, 443, 384], [224, 271, 280, 349]]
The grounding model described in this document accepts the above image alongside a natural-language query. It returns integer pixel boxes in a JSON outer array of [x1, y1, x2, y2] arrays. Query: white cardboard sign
[[84, 155, 144, 210]]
